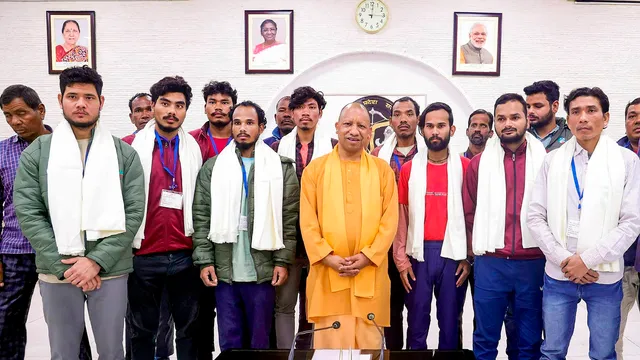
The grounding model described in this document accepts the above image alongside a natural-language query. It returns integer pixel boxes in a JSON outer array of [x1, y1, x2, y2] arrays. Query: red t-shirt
[[188, 123, 232, 162], [211, 137, 230, 157], [398, 156, 470, 241], [122, 134, 192, 255]]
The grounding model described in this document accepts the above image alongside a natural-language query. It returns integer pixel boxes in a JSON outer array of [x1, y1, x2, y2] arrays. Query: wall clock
[[356, 0, 389, 34]]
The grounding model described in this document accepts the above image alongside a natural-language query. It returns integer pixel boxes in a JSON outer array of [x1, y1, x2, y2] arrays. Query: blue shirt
[[617, 135, 639, 267], [232, 157, 257, 282], [0, 126, 52, 254]]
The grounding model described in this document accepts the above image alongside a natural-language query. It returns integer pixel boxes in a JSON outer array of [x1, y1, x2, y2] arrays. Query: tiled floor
[[25, 284, 640, 360]]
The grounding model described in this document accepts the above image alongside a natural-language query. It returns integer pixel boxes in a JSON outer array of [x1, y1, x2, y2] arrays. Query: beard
[[397, 131, 414, 140], [499, 128, 526, 144], [156, 114, 182, 134], [279, 119, 295, 133], [471, 39, 485, 49], [157, 121, 179, 134], [64, 112, 99, 129], [469, 132, 488, 146], [235, 138, 257, 152], [210, 117, 230, 129], [425, 133, 451, 151], [530, 110, 554, 129]]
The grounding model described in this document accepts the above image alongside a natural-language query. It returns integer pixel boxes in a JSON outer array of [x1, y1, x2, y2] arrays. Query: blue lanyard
[[155, 131, 179, 190], [207, 129, 232, 156], [571, 157, 584, 210], [392, 154, 402, 171], [240, 161, 249, 198]]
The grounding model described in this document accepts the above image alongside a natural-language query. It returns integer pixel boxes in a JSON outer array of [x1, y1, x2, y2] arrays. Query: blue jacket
[[617, 135, 639, 268], [263, 127, 283, 147]]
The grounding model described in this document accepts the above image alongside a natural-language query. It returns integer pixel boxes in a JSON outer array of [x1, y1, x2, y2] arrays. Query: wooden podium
[[215, 349, 475, 359]]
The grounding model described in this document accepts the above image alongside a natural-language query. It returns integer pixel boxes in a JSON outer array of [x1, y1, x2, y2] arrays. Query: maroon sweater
[[122, 133, 192, 255], [462, 141, 544, 260]]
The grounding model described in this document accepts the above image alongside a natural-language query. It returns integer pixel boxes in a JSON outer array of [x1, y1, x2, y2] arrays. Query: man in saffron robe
[[300, 102, 399, 349]]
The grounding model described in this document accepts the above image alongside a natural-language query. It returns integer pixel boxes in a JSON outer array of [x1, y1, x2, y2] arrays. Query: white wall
[[1, 0, 639, 144]]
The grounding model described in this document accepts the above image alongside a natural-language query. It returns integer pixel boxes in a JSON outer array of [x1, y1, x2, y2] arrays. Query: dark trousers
[[125, 286, 175, 360], [459, 266, 518, 355], [405, 242, 467, 350], [473, 256, 545, 360], [0, 254, 92, 360], [195, 285, 216, 360], [385, 249, 405, 350], [295, 266, 312, 349], [128, 251, 200, 360], [217, 281, 275, 351]]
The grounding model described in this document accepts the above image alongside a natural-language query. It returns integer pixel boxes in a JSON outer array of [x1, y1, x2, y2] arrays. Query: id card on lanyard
[[567, 156, 583, 238], [156, 131, 183, 210], [207, 128, 232, 156], [239, 160, 250, 231]]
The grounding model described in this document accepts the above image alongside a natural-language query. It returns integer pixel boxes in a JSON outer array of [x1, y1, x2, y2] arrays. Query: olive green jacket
[[192, 147, 299, 284], [13, 134, 145, 279]]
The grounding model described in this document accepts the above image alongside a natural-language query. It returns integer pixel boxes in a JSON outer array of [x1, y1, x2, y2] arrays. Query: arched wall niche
[[264, 51, 476, 153]]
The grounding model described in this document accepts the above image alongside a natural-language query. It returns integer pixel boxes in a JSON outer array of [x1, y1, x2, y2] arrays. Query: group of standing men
[[369, 80, 640, 360], [0, 65, 638, 360]]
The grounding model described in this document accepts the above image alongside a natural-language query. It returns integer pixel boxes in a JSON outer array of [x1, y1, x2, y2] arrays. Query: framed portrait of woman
[[245, 10, 294, 74], [46, 11, 96, 74]]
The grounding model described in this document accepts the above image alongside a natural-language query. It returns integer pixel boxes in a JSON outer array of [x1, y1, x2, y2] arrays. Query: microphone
[[288, 321, 340, 360], [367, 313, 385, 360]]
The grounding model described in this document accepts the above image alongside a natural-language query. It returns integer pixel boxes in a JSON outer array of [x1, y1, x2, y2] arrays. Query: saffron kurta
[[300, 148, 398, 327]]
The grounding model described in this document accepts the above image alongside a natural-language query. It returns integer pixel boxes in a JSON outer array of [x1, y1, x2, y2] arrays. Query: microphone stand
[[367, 313, 385, 360], [288, 321, 341, 360]]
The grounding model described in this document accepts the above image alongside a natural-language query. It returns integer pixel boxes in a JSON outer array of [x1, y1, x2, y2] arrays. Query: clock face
[[356, 0, 388, 34]]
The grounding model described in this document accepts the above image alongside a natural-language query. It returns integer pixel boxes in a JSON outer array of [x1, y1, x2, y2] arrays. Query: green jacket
[[192, 148, 299, 284], [13, 134, 145, 280]]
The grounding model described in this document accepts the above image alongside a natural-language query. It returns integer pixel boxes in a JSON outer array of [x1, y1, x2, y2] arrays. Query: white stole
[[209, 141, 285, 250], [547, 136, 624, 272], [472, 133, 546, 255], [406, 150, 467, 261], [130, 120, 203, 248], [277, 126, 333, 169], [47, 120, 125, 255], [377, 132, 427, 164]]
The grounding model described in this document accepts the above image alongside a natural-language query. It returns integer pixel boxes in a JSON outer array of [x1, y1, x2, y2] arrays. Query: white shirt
[[528, 143, 640, 284]]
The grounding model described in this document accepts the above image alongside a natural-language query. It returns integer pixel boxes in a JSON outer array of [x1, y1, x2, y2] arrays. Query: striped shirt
[[1, 134, 39, 253]]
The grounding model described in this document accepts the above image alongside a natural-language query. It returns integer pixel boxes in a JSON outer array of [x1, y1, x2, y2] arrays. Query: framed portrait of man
[[452, 12, 502, 76], [46, 11, 96, 74], [244, 10, 294, 74]]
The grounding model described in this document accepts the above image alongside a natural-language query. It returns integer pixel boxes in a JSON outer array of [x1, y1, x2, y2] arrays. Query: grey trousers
[[616, 266, 640, 360], [274, 259, 310, 349], [40, 275, 128, 360]]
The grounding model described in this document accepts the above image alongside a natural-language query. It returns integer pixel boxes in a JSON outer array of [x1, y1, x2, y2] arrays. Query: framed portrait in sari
[[46, 11, 97, 74], [245, 10, 294, 74]]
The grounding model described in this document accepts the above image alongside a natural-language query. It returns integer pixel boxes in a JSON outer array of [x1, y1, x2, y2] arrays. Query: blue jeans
[[541, 275, 623, 360], [462, 265, 518, 357], [473, 256, 545, 360]]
